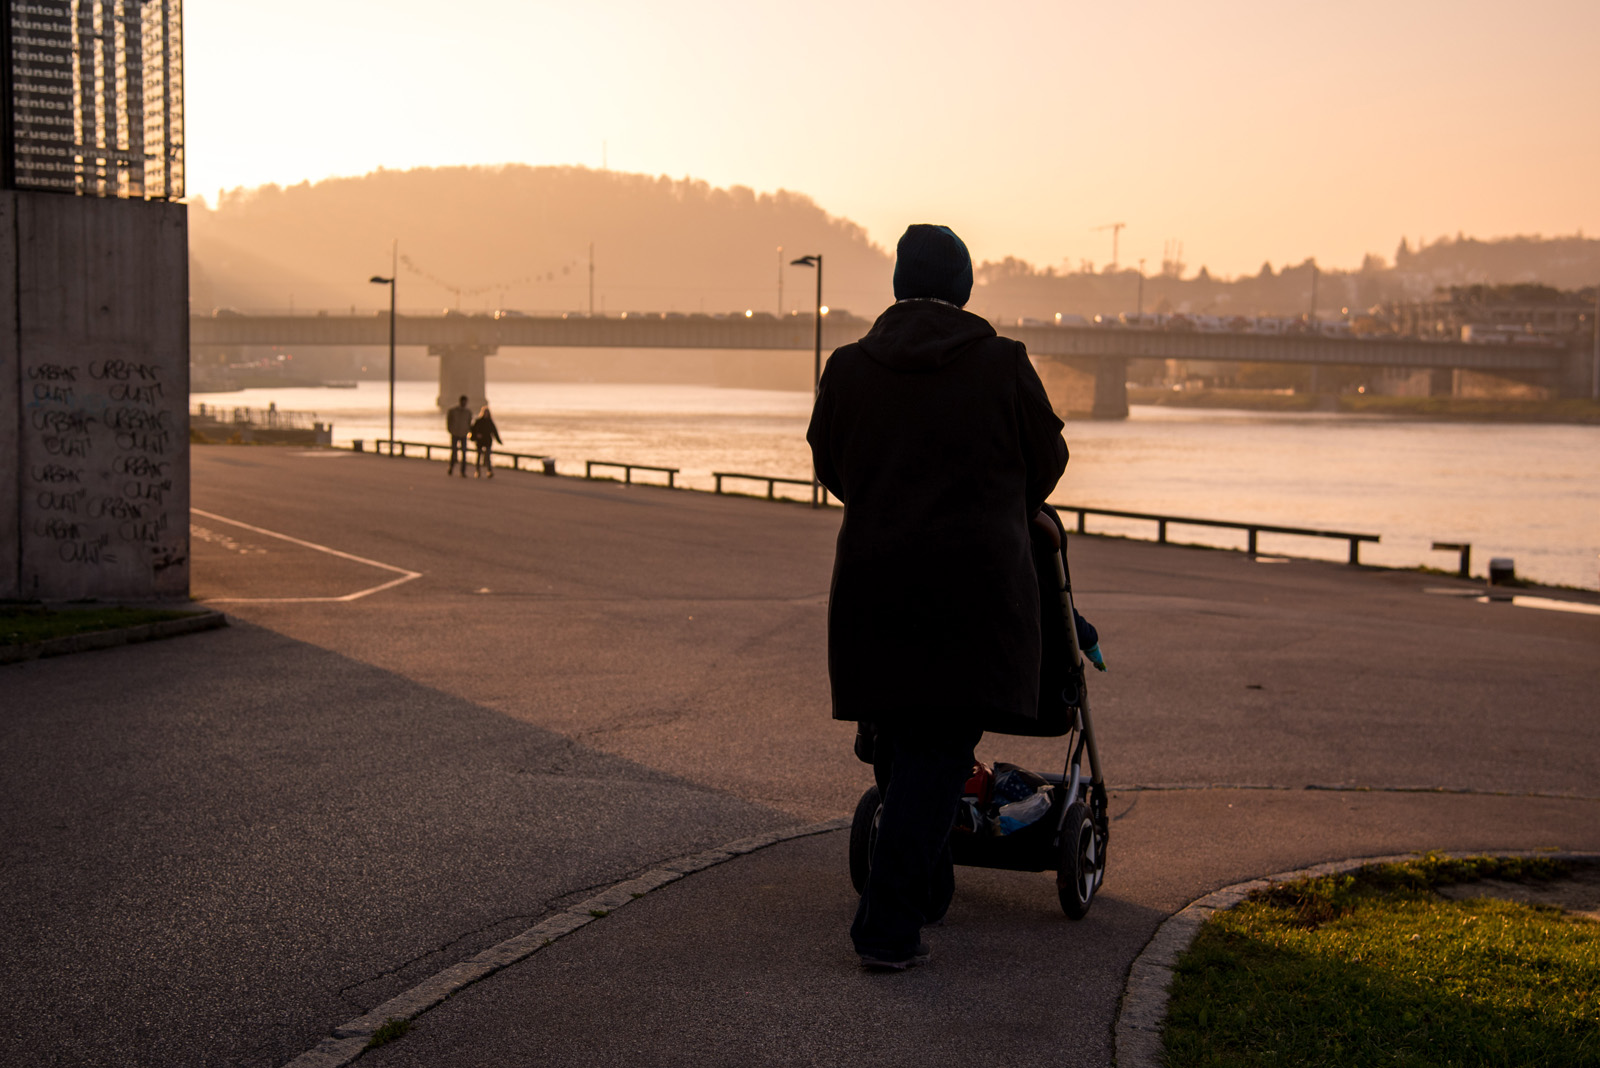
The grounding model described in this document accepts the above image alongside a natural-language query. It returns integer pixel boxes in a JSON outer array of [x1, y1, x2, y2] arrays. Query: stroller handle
[[1030, 510, 1062, 552]]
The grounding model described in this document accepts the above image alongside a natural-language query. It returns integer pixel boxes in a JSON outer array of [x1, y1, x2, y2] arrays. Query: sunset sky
[[188, 0, 1600, 278]]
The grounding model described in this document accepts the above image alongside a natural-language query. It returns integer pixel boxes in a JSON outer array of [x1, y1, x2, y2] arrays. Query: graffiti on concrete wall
[[21, 355, 187, 597]]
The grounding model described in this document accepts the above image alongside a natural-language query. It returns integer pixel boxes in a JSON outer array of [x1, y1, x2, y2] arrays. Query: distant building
[[4, 0, 184, 198], [1385, 285, 1595, 344]]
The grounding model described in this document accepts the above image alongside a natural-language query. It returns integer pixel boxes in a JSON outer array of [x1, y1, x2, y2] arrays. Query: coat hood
[[856, 299, 998, 372]]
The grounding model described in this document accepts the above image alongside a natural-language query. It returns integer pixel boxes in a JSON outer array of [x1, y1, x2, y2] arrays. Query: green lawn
[[1164, 855, 1599, 1067], [0, 605, 199, 646]]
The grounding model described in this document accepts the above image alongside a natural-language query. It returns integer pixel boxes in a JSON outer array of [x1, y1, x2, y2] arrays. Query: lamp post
[[1136, 258, 1145, 325], [369, 272, 396, 453], [790, 253, 823, 506]]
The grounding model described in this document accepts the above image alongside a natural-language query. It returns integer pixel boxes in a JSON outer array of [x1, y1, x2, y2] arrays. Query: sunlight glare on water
[[191, 380, 1600, 590]]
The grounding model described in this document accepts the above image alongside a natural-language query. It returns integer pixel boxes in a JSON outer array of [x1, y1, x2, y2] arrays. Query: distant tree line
[[967, 234, 1600, 323], [190, 164, 1600, 328]]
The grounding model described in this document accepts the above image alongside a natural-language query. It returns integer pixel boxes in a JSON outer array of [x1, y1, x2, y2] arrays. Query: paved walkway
[[3, 446, 1596, 1067]]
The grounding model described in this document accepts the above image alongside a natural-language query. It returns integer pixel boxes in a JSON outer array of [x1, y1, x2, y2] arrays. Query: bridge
[[190, 313, 1588, 419]]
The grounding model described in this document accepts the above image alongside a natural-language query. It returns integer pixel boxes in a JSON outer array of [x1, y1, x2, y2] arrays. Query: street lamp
[[790, 253, 823, 507], [369, 273, 396, 452], [1136, 258, 1145, 325]]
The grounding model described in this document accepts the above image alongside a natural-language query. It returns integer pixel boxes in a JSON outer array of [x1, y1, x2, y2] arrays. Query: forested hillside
[[191, 165, 1600, 326], [190, 165, 895, 318]]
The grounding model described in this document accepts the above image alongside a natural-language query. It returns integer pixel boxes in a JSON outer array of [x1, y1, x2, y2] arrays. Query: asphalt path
[[3, 445, 1597, 1067]]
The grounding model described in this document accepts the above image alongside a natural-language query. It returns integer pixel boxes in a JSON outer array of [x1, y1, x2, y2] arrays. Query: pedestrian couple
[[445, 395, 502, 478]]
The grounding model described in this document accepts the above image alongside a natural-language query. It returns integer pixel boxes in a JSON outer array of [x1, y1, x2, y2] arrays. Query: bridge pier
[[1033, 356, 1128, 419], [430, 343, 497, 412]]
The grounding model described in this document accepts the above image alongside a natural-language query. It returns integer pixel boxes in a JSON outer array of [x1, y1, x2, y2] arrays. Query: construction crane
[[1093, 222, 1127, 271]]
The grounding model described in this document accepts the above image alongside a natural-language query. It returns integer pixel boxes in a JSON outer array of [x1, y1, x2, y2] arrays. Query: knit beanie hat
[[893, 224, 973, 307]]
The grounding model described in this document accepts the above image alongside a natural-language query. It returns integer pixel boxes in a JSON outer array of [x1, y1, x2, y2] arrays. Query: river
[[192, 379, 1600, 591]]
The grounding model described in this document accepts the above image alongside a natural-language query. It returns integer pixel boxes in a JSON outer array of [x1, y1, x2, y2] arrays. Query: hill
[[190, 165, 895, 319], [191, 165, 1600, 330]]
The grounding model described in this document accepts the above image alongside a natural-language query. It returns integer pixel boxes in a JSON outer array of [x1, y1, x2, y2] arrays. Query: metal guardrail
[[346, 446, 1382, 558], [585, 460, 679, 487], [367, 439, 554, 473], [711, 470, 831, 503], [192, 403, 322, 430], [1430, 541, 1472, 578], [1059, 504, 1380, 564]]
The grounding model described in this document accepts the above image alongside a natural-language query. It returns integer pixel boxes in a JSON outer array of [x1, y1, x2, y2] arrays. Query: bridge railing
[[1058, 504, 1379, 564]]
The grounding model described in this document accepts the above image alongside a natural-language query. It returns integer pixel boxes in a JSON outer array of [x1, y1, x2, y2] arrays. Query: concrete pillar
[[8, 192, 189, 601], [1033, 357, 1096, 419], [430, 343, 496, 411], [1092, 356, 1129, 419], [1032, 355, 1129, 420], [1428, 368, 1454, 397]]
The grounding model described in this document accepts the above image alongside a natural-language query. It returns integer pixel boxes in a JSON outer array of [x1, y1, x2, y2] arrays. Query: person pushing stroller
[[807, 223, 1102, 971]]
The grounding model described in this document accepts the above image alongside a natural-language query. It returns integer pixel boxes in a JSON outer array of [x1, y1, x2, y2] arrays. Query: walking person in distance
[[807, 223, 1069, 970], [445, 394, 473, 477], [471, 404, 502, 478]]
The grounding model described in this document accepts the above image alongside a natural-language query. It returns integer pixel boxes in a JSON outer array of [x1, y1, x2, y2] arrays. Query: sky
[[186, 0, 1600, 279]]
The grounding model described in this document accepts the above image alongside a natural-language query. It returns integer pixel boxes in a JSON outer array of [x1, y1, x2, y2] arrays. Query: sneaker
[[858, 942, 930, 971]]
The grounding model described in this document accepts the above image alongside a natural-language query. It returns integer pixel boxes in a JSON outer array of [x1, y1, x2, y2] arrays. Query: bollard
[[352, 439, 364, 452], [542, 457, 556, 476], [1488, 557, 1515, 585]]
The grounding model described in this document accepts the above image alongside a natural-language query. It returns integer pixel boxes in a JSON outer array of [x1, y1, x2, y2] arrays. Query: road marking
[[192, 508, 422, 603], [1476, 594, 1600, 616]]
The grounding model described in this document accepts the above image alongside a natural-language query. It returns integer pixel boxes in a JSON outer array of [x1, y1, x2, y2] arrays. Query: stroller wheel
[[848, 785, 881, 894], [1057, 801, 1103, 920]]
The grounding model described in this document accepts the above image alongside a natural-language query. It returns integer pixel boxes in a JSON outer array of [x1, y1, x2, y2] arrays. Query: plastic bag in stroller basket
[[956, 761, 1055, 837]]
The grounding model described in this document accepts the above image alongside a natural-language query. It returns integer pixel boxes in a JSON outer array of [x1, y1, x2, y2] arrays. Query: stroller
[[847, 504, 1110, 919]]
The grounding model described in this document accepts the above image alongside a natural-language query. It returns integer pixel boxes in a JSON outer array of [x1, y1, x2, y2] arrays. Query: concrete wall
[[6, 192, 189, 601], [0, 196, 16, 599]]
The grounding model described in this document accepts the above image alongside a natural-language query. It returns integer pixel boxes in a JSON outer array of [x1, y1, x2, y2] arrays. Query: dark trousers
[[851, 722, 981, 960], [448, 435, 469, 475]]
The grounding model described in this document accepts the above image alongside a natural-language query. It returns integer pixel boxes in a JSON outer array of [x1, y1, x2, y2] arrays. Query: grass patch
[[1163, 855, 1599, 1068], [365, 1018, 412, 1049], [0, 605, 198, 646]]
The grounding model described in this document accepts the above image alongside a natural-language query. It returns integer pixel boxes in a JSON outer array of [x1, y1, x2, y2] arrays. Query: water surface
[[192, 380, 1600, 590]]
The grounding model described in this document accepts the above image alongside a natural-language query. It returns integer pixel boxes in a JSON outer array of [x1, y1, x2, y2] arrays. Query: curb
[[0, 609, 229, 666], [1112, 849, 1600, 1068], [283, 817, 850, 1068]]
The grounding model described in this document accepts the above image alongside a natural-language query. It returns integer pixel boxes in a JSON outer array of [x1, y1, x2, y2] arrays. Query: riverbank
[[1127, 387, 1600, 424], [191, 381, 1600, 589]]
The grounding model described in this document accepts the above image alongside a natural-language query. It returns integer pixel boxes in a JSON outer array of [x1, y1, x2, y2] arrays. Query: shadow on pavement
[[360, 830, 1168, 1068], [0, 621, 794, 1068]]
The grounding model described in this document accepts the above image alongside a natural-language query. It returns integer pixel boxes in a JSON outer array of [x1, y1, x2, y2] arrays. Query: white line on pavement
[[191, 508, 423, 603]]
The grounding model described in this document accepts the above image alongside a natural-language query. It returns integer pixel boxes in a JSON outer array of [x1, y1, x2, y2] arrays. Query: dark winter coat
[[470, 414, 501, 447], [806, 299, 1069, 732]]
